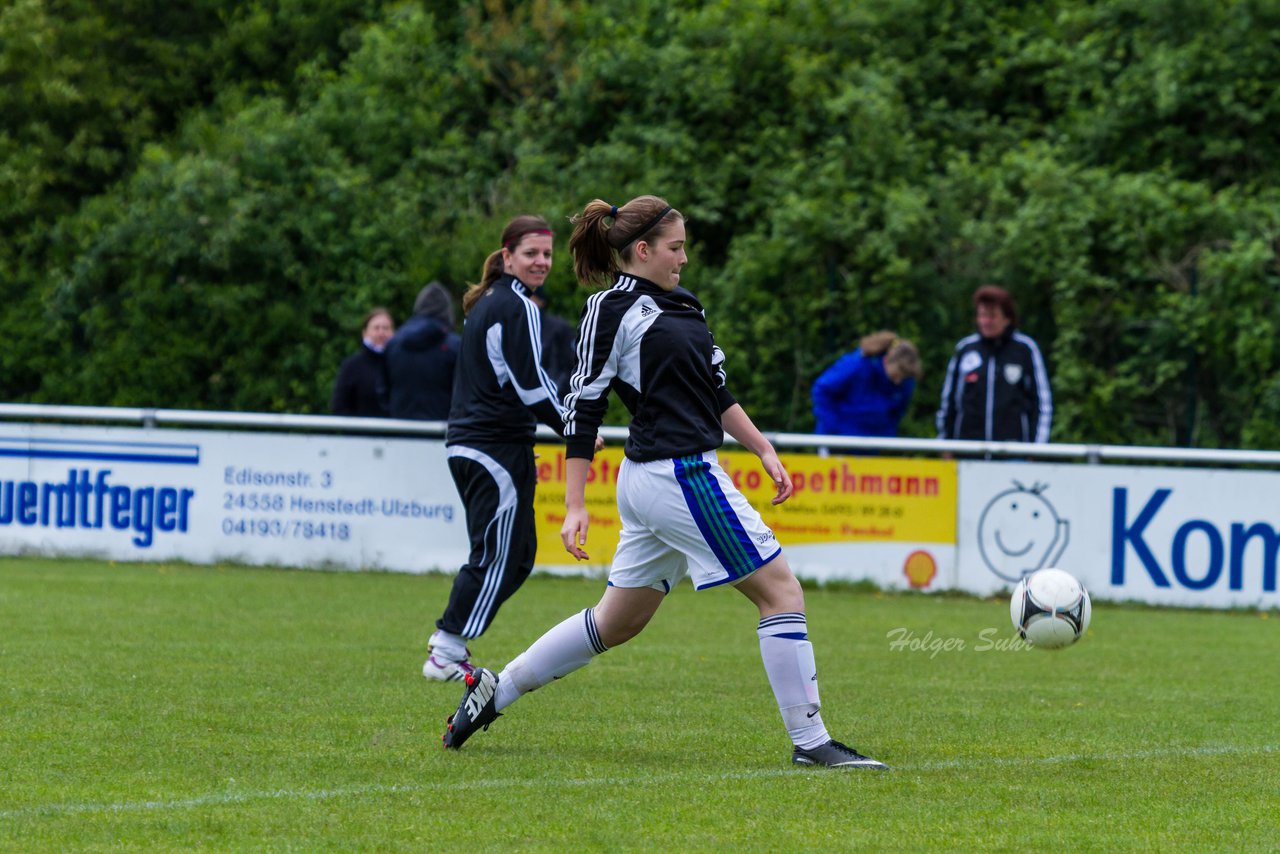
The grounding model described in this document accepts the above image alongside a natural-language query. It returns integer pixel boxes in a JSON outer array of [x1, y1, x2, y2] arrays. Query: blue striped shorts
[[609, 450, 782, 592]]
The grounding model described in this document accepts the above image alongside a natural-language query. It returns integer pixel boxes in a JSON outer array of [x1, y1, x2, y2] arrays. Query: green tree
[[6, 0, 1280, 451]]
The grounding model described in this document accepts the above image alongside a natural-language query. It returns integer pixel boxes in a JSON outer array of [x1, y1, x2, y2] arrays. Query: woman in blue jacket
[[812, 331, 920, 437]]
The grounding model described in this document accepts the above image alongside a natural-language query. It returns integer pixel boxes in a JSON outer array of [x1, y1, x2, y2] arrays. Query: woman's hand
[[560, 456, 593, 560], [759, 449, 794, 505], [721, 403, 793, 505], [561, 505, 591, 561]]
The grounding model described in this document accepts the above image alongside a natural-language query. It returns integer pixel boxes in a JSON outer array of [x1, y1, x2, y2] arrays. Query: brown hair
[[568, 195, 683, 286], [973, 284, 1018, 326], [859, 330, 898, 356], [462, 215, 554, 315], [361, 307, 393, 334], [885, 339, 921, 381], [860, 330, 921, 381]]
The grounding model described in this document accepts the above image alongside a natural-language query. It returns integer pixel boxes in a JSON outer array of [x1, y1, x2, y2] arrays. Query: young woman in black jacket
[[423, 215, 569, 681]]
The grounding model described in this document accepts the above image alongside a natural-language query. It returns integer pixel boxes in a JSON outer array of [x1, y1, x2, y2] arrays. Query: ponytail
[[463, 250, 505, 315], [568, 200, 618, 286]]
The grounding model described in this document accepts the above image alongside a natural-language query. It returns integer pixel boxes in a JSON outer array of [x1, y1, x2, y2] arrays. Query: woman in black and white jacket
[[423, 215, 568, 682], [442, 195, 887, 770], [936, 284, 1052, 445]]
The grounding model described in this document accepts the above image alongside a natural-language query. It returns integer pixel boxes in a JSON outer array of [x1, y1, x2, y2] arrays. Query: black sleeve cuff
[[716, 386, 737, 413]]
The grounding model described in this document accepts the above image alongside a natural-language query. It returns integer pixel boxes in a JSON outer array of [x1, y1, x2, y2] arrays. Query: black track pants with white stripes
[[436, 443, 537, 640]]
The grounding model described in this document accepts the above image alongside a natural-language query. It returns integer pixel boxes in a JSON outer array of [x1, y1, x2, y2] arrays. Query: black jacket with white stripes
[[935, 326, 1053, 443], [446, 275, 565, 447], [563, 274, 737, 462]]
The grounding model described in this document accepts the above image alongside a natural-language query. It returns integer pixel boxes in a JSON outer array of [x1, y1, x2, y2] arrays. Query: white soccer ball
[[1009, 568, 1091, 650]]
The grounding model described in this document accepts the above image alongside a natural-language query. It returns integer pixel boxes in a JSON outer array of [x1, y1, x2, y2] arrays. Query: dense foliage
[[4, 0, 1279, 447]]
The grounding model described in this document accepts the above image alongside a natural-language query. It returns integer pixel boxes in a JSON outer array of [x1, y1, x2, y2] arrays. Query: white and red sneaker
[[422, 647, 475, 682]]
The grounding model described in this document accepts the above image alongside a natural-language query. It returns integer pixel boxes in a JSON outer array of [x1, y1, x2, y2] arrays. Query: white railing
[[2, 403, 1279, 467]]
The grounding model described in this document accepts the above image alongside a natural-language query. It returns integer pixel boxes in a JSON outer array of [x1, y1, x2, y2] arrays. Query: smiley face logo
[[976, 481, 1069, 582]]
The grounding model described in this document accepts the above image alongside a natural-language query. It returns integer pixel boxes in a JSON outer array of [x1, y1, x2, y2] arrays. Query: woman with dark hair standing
[[441, 196, 887, 770], [423, 215, 572, 681]]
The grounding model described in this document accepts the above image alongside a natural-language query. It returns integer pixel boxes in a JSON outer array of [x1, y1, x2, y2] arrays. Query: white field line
[[2, 743, 1275, 821]]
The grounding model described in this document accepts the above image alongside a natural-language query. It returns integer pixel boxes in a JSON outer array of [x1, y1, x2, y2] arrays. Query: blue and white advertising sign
[[7, 421, 1278, 610], [0, 424, 468, 572], [958, 461, 1280, 608]]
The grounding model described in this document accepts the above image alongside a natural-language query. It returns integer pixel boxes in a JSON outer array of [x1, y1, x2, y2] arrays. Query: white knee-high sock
[[495, 608, 608, 712], [758, 612, 830, 750]]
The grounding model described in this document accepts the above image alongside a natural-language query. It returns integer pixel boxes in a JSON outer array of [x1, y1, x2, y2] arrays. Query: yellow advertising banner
[[533, 445, 957, 568]]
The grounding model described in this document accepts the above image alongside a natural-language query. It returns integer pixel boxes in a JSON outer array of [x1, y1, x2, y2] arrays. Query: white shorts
[[609, 451, 782, 592]]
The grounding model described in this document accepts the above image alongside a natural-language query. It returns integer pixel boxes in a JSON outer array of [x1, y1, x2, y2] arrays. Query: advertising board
[[958, 461, 1280, 608]]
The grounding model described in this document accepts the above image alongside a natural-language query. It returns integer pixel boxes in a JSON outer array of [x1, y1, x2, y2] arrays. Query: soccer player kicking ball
[[442, 195, 887, 770]]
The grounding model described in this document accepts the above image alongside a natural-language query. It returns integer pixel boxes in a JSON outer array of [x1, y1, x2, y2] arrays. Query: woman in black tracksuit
[[936, 285, 1053, 445], [441, 195, 888, 770], [422, 215, 568, 681]]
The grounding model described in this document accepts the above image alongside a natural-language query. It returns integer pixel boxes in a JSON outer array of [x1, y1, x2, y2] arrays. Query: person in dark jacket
[[812, 331, 920, 438], [384, 282, 461, 421], [423, 216, 590, 682], [936, 285, 1052, 444], [330, 307, 395, 417]]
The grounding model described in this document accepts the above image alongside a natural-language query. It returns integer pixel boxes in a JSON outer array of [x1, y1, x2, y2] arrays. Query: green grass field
[[1, 558, 1276, 852]]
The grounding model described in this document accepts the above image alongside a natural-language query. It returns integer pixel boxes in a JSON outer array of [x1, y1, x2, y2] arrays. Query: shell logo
[[903, 550, 937, 589]]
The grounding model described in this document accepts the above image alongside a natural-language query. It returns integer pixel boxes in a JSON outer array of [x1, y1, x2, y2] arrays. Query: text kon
[[1111, 487, 1277, 592]]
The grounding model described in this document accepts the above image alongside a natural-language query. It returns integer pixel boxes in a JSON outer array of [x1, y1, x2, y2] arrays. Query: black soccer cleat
[[791, 739, 889, 770], [442, 667, 500, 750]]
